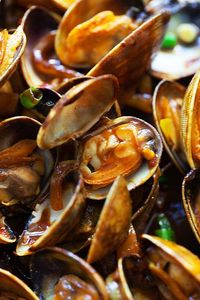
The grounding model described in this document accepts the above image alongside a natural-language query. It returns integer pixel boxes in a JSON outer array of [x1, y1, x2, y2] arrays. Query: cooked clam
[[0, 26, 26, 88], [182, 169, 200, 243], [181, 69, 200, 168], [0, 268, 38, 300], [30, 247, 108, 299], [80, 116, 162, 199], [88, 11, 169, 91], [0, 116, 54, 208], [153, 80, 188, 173], [21, 6, 82, 90], [16, 160, 85, 255], [37, 75, 118, 149], [143, 234, 200, 299], [55, 0, 145, 68]]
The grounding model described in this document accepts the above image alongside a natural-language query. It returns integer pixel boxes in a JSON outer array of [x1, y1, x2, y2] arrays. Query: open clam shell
[[88, 11, 169, 89], [87, 176, 132, 264], [0, 26, 26, 88], [30, 247, 108, 299], [182, 169, 200, 243], [0, 268, 38, 300], [181, 69, 200, 168], [143, 234, 200, 299], [16, 160, 85, 256], [0, 116, 54, 208], [151, 3, 200, 80], [55, 0, 145, 68], [21, 6, 82, 90], [80, 116, 162, 199], [153, 80, 188, 173], [37, 75, 118, 149]]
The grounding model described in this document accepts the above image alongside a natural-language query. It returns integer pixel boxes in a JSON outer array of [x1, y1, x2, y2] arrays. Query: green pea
[[155, 213, 176, 241], [161, 32, 177, 49], [155, 228, 176, 241], [20, 87, 43, 109]]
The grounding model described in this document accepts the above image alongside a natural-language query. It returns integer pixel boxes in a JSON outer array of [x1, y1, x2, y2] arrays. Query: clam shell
[[181, 69, 200, 168], [0, 268, 38, 300], [0, 26, 26, 88], [0, 116, 55, 196], [21, 6, 82, 90], [21, 6, 58, 88], [143, 234, 200, 284], [88, 11, 169, 87], [37, 75, 118, 149], [87, 176, 132, 264], [182, 169, 200, 243], [16, 161, 85, 255], [30, 247, 108, 299], [55, 0, 142, 66], [153, 80, 188, 173], [82, 116, 162, 200]]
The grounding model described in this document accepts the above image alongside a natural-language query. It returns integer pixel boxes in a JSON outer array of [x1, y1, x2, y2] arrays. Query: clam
[[37, 75, 118, 149], [153, 80, 188, 173], [30, 247, 108, 299], [88, 11, 169, 91], [87, 176, 132, 264], [80, 116, 162, 199], [55, 0, 146, 69], [21, 6, 82, 90], [143, 234, 200, 299], [181, 69, 200, 168], [16, 160, 85, 256], [0, 268, 38, 299], [182, 169, 200, 243], [151, 2, 200, 80], [0, 116, 54, 208], [0, 26, 26, 88]]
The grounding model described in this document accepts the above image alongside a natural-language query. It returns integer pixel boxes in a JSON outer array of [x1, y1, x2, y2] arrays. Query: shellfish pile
[[0, 0, 200, 299]]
